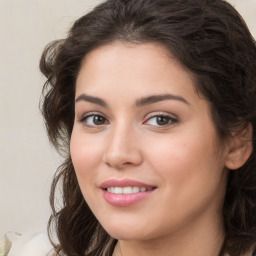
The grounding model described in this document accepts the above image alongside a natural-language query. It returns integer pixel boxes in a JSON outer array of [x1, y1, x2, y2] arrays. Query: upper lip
[[100, 179, 156, 189]]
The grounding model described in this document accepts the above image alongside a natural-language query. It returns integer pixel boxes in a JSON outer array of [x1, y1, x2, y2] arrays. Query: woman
[[40, 0, 256, 255]]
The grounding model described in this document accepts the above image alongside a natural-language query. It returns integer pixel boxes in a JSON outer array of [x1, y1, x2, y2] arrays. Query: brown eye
[[156, 116, 170, 126], [93, 115, 106, 125], [81, 114, 109, 127], [144, 114, 178, 127]]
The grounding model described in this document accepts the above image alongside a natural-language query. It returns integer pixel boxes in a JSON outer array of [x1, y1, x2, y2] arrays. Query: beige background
[[0, 0, 255, 236]]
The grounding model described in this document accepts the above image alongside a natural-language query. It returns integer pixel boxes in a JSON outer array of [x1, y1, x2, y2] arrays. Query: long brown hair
[[40, 0, 256, 255]]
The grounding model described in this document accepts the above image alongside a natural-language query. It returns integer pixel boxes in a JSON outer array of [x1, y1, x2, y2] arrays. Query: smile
[[100, 179, 156, 207], [106, 186, 153, 194]]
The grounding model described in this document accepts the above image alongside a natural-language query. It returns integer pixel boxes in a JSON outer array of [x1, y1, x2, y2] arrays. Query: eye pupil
[[157, 116, 169, 125], [93, 115, 105, 125]]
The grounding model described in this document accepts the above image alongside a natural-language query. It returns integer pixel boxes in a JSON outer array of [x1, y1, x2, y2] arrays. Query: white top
[[0, 231, 54, 256]]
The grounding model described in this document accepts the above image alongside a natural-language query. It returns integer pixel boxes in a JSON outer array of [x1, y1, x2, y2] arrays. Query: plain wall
[[0, 0, 255, 236]]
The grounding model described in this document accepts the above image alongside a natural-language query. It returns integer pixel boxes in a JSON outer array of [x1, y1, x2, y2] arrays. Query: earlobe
[[225, 123, 253, 170]]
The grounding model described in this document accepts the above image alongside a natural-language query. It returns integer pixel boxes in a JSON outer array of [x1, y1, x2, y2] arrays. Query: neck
[[113, 212, 225, 256]]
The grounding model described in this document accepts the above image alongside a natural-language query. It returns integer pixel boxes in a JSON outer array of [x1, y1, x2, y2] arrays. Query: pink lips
[[100, 179, 156, 207]]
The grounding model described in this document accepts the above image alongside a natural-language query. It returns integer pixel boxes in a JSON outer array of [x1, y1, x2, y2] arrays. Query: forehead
[[75, 41, 198, 103]]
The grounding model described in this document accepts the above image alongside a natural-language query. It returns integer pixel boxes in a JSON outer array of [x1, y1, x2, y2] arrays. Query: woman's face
[[70, 42, 228, 241]]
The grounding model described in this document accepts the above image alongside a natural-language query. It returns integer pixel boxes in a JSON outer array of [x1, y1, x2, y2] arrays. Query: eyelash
[[79, 112, 178, 128], [80, 112, 109, 127], [143, 113, 178, 127]]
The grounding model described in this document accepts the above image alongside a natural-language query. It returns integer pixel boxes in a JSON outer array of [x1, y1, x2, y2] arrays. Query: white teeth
[[140, 187, 146, 192], [106, 186, 150, 194], [123, 186, 132, 194], [115, 187, 123, 194], [132, 186, 140, 193]]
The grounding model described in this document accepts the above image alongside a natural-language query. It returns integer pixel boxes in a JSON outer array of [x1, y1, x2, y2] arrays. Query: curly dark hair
[[40, 0, 256, 255]]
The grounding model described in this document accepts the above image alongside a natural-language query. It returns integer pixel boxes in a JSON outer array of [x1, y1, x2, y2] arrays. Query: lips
[[100, 179, 156, 207]]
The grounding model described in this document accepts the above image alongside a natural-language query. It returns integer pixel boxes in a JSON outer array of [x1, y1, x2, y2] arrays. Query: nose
[[103, 124, 143, 169]]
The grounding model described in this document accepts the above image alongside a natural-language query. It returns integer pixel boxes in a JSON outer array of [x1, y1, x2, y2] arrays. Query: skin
[[70, 41, 251, 256]]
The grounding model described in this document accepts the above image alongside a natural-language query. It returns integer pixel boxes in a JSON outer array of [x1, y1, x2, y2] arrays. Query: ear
[[225, 123, 253, 170]]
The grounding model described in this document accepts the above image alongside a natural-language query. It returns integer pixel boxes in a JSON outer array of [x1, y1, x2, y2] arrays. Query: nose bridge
[[103, 120, 142, 168]]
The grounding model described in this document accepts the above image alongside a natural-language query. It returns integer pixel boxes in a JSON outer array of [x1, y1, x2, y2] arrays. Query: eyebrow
[[75, 94, 108, 107], [75, 93, 189, 107], [135, 94, 190, 106]]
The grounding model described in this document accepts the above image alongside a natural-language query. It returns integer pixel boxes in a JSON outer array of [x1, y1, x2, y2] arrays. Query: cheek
[[70, 132, 103, 185], [70, 131, 105, 210], [143, 129, 226, 228], [145, 126, 224, 191]]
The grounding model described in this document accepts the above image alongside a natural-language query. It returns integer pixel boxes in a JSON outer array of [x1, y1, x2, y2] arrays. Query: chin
[[107, 229, 151, 241], [99, 218, 157, 241]]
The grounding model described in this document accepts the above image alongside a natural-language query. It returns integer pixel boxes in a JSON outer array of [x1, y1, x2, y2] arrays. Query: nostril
[[123, 162, 132, 165]]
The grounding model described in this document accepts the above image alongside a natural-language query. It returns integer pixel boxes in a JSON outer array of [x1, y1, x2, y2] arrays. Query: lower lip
[[102, 189, 155, 207]]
